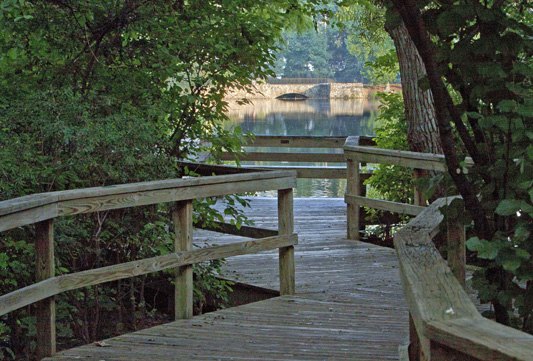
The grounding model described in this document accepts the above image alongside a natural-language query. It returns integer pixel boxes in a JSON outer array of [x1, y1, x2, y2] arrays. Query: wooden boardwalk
[[45, 198, 410, 360]]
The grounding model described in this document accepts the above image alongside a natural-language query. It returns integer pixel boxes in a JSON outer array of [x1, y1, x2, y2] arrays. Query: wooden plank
[[35, 219, 56, 359], [0, 203, 58, 233], [278, 189, 295, 296], [346, 158, 361, 240], [174, 200, 193, 320], [393, 198, 482, 359], [240, 165, 347, 179], [447, 221, 466, 288], [345, 194, 425, 216], [344, 146, 446, 172], [194, 221, 278, 239], [220, 152, 345, 163], [0, 193, 57, 216], [0, 171, 297, 232], [247, 135, 348, 148], [177, 161, 261, 176], [427, 318, 533, 361], [54, 170, 296, 202], [56, 176, 297, 218], [0, 234, 298, 317]]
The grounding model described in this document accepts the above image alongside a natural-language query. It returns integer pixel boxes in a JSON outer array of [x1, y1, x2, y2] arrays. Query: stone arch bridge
[[227, 82, 366, 100]]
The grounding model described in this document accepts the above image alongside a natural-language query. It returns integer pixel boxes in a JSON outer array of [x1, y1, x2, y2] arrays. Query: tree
[[341, 3, 442, 155], [277, 26, 333, 78], [388, 0, 533, 330], [0, 0, 332, 357]]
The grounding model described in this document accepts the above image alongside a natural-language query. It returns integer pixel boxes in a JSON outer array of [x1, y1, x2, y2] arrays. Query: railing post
[[278, 188, 295, 295], [414, 169, 426, 207], [347, 157, 361, 240], [173, 200, 193, 320], [447, 220, 466, 288], [35, 219, 56, 359]]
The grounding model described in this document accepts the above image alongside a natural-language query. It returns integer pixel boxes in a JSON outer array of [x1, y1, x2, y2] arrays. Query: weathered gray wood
[[447, 221, 466, 288], [177, 161, 261, 176], [394, 196, 533, 361], [194, 221, 278, 239], [345, 194, 425, 216], [43, 198, 409, 361], [427, 318, 533, 361], [344, 145, 475, 173], [174, 200, 193, 320], [344, 145, 447, 171], [246, 135, 376, 149], [346, 158, 361, 240], [0, 193, 57, 216], [414, 169, 427, 207], [429, 340, 478, 361], [0, 234, 298, 316], [394, 198, 481, 359], [35, 219, 56, 359], [0, 171, 297, 232], [220, 152, 345, 163], [278, 189, 295, 295], [239, 166, 347, 179], [56, 176, 296, 218], [247, 135, 349, 148], [0, 203, 58, 233]]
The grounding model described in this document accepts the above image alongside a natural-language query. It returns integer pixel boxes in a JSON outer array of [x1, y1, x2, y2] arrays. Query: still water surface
[[224, 99, 381, 197]]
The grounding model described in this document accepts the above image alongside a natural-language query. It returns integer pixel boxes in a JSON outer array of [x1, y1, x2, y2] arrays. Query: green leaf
[[515, 248, 530, 260], [495, 199, 521, 216], [501, 256, 521, 271], [497, 100, 517, 113], [466, 237, 499, 260]]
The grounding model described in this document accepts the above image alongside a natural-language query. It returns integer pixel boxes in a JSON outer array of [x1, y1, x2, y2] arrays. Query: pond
[[224, 98, 381, 197]]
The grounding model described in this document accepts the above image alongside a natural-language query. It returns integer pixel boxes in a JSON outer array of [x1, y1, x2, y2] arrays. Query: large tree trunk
[[386, 21, 442, 155]]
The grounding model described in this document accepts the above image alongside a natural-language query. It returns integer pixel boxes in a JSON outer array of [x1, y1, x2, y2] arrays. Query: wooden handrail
[[0, 169, 295, 232], [342, 139, 533, 360], [216, 135, 376, 179], [395, 198, 533, 360], [0, 165, 297, 359]]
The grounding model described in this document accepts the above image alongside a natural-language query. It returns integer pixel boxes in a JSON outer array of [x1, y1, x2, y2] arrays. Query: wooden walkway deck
[[45, 198, 410, 360]]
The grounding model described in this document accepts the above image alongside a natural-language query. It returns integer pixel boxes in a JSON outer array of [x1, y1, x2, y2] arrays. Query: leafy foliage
[[0, 0, 335, 358], [365, 92, 413, 205], [388, 0, 533, 331]]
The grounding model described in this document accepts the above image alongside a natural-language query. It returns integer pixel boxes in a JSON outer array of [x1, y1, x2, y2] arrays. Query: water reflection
[[224, 98, 380, 197], [225, 99, 380, 136]]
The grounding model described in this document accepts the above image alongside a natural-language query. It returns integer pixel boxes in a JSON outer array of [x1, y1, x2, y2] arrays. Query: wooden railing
[[219, 135, 376, 179], [343, 138, 533, 361], [0, 166, 297, 359]]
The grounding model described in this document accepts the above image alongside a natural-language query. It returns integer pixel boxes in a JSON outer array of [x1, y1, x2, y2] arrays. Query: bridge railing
[[343, 138, 533, 360], [219, 135, 376, 180], [0, 166, 297, 359]]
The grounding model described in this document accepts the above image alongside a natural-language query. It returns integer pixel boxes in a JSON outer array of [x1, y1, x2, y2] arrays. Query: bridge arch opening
[[276, 93, 308, 101]]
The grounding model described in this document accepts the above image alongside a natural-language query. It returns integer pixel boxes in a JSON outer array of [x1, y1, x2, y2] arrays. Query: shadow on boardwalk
[[45, 198, 409, 360]]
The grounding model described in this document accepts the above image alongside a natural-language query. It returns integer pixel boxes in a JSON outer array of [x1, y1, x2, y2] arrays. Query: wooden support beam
[[219, 152, 345, 163], [0, 234, 298, 317], [278, 189, 295, 295], [35, 219, 55, 359], [346, 158, 361, 240], [345, 194, 425, 216], [174, 200, 193, 320], [193, 221, 278, 239], [447, 221, 466, 288]]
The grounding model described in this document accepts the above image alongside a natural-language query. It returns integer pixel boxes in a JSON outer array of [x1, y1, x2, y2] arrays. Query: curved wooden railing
[[0, 166, 298, 359], [343, 137, 533, 360]]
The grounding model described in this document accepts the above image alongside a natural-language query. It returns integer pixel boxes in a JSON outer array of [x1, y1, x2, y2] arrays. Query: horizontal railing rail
[[343, 137, 533, 360], [0, 165, 297, 359], [219, 135, 376, 180], [395, 198, 533, 361]]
